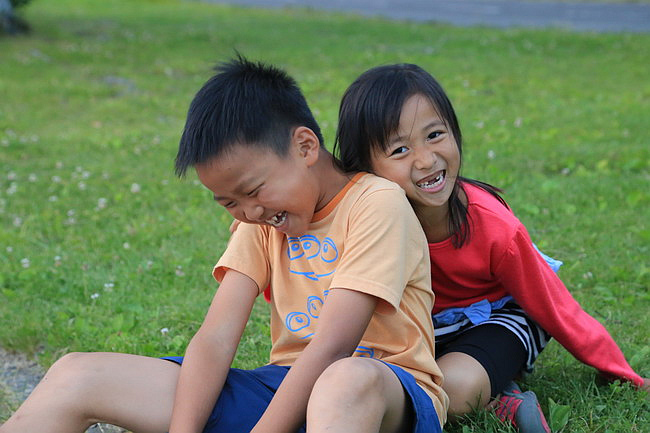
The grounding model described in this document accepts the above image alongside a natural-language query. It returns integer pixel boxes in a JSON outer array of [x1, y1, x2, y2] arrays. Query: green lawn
[[1, 0, 648, 430]]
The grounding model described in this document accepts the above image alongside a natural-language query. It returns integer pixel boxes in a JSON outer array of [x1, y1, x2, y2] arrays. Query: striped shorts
[[434, 302, 551, 373]]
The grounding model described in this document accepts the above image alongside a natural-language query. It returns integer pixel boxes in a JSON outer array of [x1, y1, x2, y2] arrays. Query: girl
[[333, 63, 649, 432]]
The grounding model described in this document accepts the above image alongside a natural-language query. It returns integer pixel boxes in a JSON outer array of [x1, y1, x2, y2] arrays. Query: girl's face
[[370, 93, 460, 210]]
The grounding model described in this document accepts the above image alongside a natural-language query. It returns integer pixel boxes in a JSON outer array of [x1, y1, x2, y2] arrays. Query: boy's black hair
[[175, 55, 325, 177], [334, 63, 507, 248]]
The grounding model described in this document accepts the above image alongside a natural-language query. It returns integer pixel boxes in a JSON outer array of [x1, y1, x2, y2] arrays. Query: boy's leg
[[306, 357, 420, 433], [0, 352, 180, 433]]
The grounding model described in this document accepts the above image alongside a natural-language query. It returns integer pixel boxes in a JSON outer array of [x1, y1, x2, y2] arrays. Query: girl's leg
[[437, 324, 527, 417], [0, 352, 180, 433], [437, 352, 491, 416], [306, 357, 411, 433]]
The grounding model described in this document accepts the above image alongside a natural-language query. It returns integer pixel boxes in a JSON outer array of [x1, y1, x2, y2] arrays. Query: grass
[[1, 0, 649, 430]]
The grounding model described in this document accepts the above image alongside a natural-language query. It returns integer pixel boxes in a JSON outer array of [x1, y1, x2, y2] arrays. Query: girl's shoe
[[494, 381, 551, 433]]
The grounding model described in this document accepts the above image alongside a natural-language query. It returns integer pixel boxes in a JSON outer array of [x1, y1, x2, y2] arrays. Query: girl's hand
[[229, 219, 241, 234], [642, 377, 650, 392]]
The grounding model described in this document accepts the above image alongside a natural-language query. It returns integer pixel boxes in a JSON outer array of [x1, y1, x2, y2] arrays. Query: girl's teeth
[[417, 173, 444, 188]]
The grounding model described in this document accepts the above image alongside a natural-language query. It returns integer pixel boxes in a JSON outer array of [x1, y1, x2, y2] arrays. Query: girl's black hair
[[333, 63, 507, 248]]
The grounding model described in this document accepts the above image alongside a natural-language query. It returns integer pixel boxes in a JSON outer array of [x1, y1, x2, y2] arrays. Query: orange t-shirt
[[214, 173, 448, 422]]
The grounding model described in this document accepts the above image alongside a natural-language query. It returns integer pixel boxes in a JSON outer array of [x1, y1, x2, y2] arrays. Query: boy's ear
[[292, 126, 320, 167]]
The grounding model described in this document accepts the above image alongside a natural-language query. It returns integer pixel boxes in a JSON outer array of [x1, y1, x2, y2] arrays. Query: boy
[[0, 57, 448, 433]]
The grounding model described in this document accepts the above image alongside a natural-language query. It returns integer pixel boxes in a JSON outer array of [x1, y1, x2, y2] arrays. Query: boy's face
[[196, 131, 320, 237]]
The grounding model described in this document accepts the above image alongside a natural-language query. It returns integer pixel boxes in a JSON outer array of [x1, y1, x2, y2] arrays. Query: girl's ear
[[292, 126, 320, 167]]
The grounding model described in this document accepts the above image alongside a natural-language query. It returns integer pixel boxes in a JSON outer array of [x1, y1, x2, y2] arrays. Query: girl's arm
[[251, 287, 378, 433], [169, 269, 259, 433], [496, 225, 645, 387]]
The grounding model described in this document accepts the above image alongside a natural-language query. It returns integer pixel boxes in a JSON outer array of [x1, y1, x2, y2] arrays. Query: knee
[[44, 352, 100, 398], [309, 358, 384, 410], [442, 367, 490, 415]]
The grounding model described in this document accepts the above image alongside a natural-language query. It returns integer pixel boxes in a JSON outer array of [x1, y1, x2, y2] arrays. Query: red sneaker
[[494, 381, 551, 433]]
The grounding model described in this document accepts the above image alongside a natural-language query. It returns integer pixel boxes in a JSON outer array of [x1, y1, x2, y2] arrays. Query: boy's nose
[[243, 203, 265, 221]]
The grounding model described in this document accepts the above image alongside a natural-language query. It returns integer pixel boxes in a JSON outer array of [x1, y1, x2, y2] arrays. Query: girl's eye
[[224, 202, 236, 209], [390, 146, 408, 156], [427, 131, 443, 140]]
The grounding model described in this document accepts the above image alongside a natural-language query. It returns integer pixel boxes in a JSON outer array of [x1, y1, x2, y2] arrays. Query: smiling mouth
[[416, 170, 446, 190], [265, 211, 287, 227]]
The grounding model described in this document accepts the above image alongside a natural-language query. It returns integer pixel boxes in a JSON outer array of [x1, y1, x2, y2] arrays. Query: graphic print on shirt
[[283, 235, 377, 358], [287, 235, 339, 281]]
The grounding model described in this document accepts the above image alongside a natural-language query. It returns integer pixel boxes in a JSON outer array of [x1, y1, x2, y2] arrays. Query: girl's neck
[[413, 201, 452, 243], [413, 184, 468, 244]]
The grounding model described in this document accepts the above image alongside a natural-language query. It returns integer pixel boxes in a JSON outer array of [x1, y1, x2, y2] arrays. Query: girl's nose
[[414, 147, 436, 171]]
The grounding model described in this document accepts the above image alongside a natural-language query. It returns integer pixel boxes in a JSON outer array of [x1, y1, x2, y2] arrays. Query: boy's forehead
[[194, 146, 278, 195]]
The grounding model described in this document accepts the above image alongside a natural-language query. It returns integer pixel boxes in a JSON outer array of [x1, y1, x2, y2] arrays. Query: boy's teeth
[[266, 211, 287, 227]]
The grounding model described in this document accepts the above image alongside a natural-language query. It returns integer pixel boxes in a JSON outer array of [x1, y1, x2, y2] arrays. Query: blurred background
[[1, 1, 649, 431]]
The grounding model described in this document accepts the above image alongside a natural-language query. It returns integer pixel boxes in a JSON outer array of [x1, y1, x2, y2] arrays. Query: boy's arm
[[251, 287, 378, 433], [169, 269, 259, 433]]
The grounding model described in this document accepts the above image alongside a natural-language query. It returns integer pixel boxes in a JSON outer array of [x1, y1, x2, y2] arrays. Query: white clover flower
[[487, 150, 496, 160], [6, 246, 13, 253], [175, 266, 185, 277], [81, 171, 90, 179], [96, 197, 108, 209], [130, 183, 141, 193], [102, 172, 110, 180], [52, 175, 62, 183], [514, 117, 523, 128], [104, 282, 114, 291], [67, 209, 75, 217], [75, 166, 83, 172], [6, 183, 17, 195], [54, 255, 62, 266], [13, 217, 22, 227], [78, 181, 86, 190], [123, 242, 130, 250], [90, 293, 100, 300], [7, 171, 17, 180], [49, 195, 58, 202], [161, 179, 169, 185], [28, 173, 37, 182], [160, 327, 169, 335], [146, 260, 154, 269], [55, 161, 64, 169], [20, 258, 30, 268]]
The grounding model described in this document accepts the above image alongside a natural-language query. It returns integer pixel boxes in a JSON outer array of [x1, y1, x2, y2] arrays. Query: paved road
[[204, 0, 650, 33]]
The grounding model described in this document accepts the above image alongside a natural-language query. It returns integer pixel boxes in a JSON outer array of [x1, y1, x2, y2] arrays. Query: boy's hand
[[229, 219, 241, 234]]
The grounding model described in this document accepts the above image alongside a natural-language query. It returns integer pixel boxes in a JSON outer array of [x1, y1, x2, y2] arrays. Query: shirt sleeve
[[494, 224, 643, 387], [213, 222, 270, 296], [330, 188, 429, 313]]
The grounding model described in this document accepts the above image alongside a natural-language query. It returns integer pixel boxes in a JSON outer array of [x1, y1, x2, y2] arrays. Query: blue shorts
[[162, 357, 441, 433]]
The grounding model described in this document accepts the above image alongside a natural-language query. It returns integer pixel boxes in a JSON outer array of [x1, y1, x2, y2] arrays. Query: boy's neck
[[312, 149, 353, 213]]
